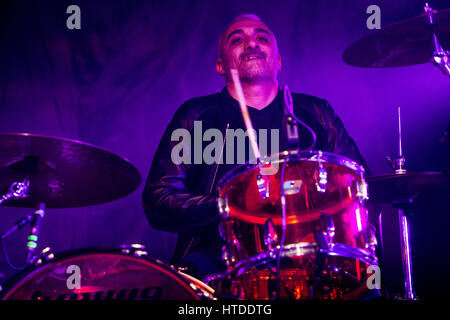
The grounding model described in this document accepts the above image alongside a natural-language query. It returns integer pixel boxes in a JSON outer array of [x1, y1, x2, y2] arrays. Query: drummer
[[142, 14, 369, 277]]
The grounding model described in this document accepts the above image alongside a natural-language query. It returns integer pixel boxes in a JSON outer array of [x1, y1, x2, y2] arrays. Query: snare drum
[[1, 246, 215, 300], [216, 150, 378, 299]]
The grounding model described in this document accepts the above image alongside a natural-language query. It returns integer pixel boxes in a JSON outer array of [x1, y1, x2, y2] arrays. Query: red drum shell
[[215, 151, 377, 299], [218, 151, 370, 265]]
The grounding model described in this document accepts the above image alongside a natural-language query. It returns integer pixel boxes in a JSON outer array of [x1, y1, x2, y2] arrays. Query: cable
[[0, 238, 27, 271], [275, 153, 289, 299], [283, 85, 317, 152]]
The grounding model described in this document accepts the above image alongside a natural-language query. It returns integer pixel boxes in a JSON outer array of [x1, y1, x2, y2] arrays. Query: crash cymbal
[[366, 171, 450, 203], [343, 8, 450, 67], [0, 133, 141, 208]]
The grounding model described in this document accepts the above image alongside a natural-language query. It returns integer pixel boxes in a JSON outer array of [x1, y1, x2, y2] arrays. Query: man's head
[[216, 14, 281, 84]]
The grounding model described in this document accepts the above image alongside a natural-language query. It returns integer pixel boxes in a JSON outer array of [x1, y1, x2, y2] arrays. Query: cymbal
[[366, 172, 450, 203], [343, 8, 450, 67], [0, 133, 141, 208]]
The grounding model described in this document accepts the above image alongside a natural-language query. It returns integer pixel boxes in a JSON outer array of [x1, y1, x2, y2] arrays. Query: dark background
[[0, 0, 449, 299]]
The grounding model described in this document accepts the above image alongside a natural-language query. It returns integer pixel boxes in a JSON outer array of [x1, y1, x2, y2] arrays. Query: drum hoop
[[227, 242, 378, 277], [217, 150, 365, 191], [0, 247, 206, 300]]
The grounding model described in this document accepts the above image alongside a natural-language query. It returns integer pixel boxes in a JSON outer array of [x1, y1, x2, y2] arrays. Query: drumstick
[[230, 69, 261, 160]]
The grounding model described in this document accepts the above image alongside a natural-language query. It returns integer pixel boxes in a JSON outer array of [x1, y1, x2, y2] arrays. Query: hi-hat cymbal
[[343, 8, 450, 68], [366, 171, 450, 203], [0, 133, 141, 208]]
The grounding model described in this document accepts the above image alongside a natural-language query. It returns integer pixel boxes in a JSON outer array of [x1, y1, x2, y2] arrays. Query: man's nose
[[244, 36, 259, 50]]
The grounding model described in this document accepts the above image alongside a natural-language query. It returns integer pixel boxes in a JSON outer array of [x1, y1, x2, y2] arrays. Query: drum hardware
[[120, 244, 148, 258], [310, 213, 335, 299], [425, 3, 450, 77], [218, 220, 240, 267], [367, 109, 449, 300], [393, 196, 418, 300], [217, 194, 230, 219], [263, 218, 278, 251], [361, 224, 378, 253], [0, 203, 48, 267], [257, 174, 270, 200], [392, 106, 416, 300], [30, 247, 54, 266], [0, 178, 30, 205], [369, 107, 419, 300], [319, 213, 336, 247], [356, 177, 369, 202], [313, 151, 327, 193]]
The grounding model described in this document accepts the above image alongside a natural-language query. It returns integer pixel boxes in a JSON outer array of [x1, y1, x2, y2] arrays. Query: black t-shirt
[[221, 88, 285, 162]]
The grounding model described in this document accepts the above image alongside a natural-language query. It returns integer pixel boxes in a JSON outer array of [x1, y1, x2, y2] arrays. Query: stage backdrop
[[0, 0, 449, 298]]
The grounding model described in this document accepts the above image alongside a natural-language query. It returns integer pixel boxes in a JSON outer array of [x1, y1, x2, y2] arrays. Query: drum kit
[[0, 3, 449, 300]]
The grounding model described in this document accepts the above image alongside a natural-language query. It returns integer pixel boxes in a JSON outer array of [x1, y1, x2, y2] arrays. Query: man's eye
[[257, 36, 268, 42], [231, 38, 242, 45]]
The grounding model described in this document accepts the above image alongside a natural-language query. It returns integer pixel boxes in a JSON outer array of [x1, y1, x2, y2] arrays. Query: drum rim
[[0, 247, 209, 300], [229, 242, 378, 277], [216, 149, 365, 191]]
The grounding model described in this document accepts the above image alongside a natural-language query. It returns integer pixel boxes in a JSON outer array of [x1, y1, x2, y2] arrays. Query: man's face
[[216, 19, 281, 83]]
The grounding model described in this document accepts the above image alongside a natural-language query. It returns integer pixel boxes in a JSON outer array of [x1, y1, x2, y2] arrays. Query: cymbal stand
[[390, 106, 417, 300], [1, 178, 46, 267], [425, 3, 450, 77], [0, 178, 30, 205]]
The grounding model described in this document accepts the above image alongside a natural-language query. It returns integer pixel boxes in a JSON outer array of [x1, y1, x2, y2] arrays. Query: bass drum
[[0, 247, 215, 300]]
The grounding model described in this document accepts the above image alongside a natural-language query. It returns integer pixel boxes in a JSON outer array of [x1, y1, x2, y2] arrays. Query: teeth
[[244, 55, 260, 61]]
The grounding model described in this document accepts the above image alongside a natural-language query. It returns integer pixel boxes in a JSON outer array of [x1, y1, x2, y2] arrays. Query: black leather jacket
[[142, 87, 369, 267]]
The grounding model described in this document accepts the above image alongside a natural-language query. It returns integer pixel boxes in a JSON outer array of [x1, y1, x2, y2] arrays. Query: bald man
[[143, 14, 369, 277]]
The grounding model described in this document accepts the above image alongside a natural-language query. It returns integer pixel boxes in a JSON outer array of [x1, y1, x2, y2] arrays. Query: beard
[[225, 58, 278, 84], [224, 50, 278, 83], [237, 61, 277, 83]]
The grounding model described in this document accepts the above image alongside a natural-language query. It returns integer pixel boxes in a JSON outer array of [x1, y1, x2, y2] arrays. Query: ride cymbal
[[343, 8, 450, 68]]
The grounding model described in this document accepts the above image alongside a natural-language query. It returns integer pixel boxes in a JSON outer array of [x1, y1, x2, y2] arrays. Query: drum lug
[[220, 220, 240, 266], [361, 225, 378, 253], [217, 195, 229, 219], [318, 212, 335, 248], [120, 244, 148, 258], [33, 246, 54, 266], [221, 243, 239, 267], [256, 174, 270, 199], [357, 178, 369, 203], [314, 151, 327, 193], [221, 245, 230, 265], [263, 218, 278, 250]]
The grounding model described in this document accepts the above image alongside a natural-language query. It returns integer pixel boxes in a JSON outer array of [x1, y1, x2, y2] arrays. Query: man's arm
[[142, 103, 219, 234]]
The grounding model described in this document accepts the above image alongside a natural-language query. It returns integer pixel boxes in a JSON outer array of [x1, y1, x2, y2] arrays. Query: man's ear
[[278, 54, 282, 72], [216, 58, 225, 76]]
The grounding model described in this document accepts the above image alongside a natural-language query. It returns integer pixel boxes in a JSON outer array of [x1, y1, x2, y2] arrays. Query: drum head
[[1, 248, 214, 300]]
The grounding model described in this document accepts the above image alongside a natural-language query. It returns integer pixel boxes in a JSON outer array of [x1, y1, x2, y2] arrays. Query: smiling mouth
[[240, 53, 265, 62]]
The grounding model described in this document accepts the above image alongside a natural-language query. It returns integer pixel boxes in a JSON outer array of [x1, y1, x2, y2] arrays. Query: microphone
[[282, 85, 317, 151], [283, 85, 299, 150], [26, 202, 45, 263]]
